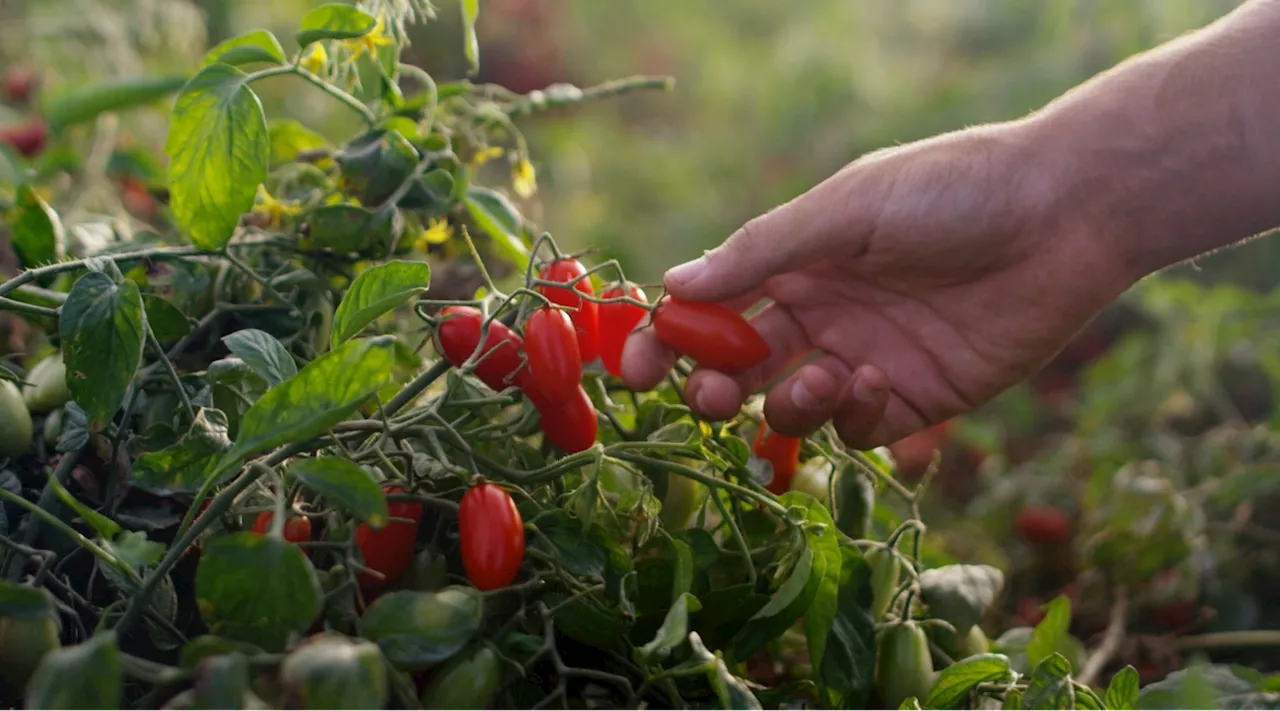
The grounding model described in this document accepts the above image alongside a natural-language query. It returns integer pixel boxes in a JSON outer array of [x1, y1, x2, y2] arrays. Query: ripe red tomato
[[753, 425, 801, 495], [250, 511, 313, 543], [458, 483, 526, 591], [651, 297, 769, 373], [529, 383, 597, 454], [434, 307, 526, 392], [0, 120, 46, 158], [597, 283, 648, 378], [537, 258, 599, 364], [523, 307, 582, 403], [1014, 506, 1072, 546], [355, 487, 424, 594], [2, 67, 36, 103]]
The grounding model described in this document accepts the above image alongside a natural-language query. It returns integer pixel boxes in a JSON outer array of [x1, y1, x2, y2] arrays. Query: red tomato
[[523, 307, 582, 403], [651, 297, 769, 373], [1014, 506, 1072, 546], [597, 284, 648, 378], [0, 120, 46, 158], [355, 487, 424, 594], [458, 483, 526, 591], [2, 67, 36, 103], [529, 383, 598, 454], [537, 258, 599, 364], [752, 425, 802, 495], [434, 307, 526, 392], [250, 511, 313, 543], [1017, 597, 1046, 626]]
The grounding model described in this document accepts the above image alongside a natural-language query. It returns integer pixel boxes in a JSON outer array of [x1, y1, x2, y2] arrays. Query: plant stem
[[1178, 630, 1280, 650], [146, 328, 196, 422], [0, 295, 57, 319], [504, 75, 675, 118], [293, 67, 378, 125], [1078, 587, 1129, 687]]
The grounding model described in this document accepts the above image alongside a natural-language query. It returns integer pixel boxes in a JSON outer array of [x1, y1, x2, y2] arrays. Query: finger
[[830, 365, 899, 450], [619, 325, 678, 392], [663, 177, 853, 303], [760, 355, 853, 437]]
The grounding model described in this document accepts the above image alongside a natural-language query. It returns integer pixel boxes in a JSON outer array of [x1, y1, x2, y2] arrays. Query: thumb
[[663, 179, 850, 302]]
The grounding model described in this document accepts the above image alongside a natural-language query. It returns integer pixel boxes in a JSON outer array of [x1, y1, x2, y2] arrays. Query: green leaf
[[165, 63, 268, 251], [464, 186, 528, 266], [49, 477, 120, 540], [103, 530, 165, 570], [1024, 653, 1074, 710], [46, 75, 187, 132], [819, 546, 876, 709], [56, 402, 89, 452], [297, 4, 377, 46], [1076, 684, 1106, 710], [195, 532, 323, 652], [331, 260, 431, 348], [360, 587, 483, 671], [279, 634, 388, 709], [688, 631, 762, 710], [9, 184, 64, 267], [790, 492, 843, 673], [926, 654, 1014, 709], [222, 328, 297, 388], [192, 653, 250, 710], [59, 271, 145, 428], [25, 632, 122, 709], [302, 204, 398, 255], [200, 30, 285, 68], [179, 636, 265, 669], [268, 119, 329, 167], [229, 336, 395, 460], [1028, 596, 1073, 670], [130, 408, 231, 494], [1105, 666, 1139, 710], [635, 593, 702, 666], [289, 457, 389, 528], [461, 0, 480, 75], [917, 564, 1005, 636], [142, 295, 192, 345]]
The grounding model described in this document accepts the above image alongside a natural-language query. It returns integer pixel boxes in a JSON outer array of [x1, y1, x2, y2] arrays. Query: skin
[[622, 0, 1280, 449]]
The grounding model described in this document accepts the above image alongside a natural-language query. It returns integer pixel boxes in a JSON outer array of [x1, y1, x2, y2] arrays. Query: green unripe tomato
[[0, 612, 60, 693], [835, 467, 875, 539], [42, 407, 62, 448], [875, 621, 935, 709], [419, 644, 503, 710], [659, 464, 705, 531], [0, 381, 33, 458], [21, 354, 70, 414], [957, 625, 990, 658], [279, 634, 388, 710], [868, 547, 902, 621]]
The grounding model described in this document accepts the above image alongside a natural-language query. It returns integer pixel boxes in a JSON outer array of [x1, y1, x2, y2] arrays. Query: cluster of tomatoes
[[0, 66, 46, 158]]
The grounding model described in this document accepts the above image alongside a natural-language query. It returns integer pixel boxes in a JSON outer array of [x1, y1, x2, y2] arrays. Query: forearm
[[1026, 0, 1280, 281]]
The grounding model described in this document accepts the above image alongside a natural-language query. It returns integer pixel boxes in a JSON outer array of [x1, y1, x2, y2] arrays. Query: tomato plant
[[434, 306, 526, 393], [523, 307, 583, 403], [537, 258, 600, 364], [250, 511, 313, 544], [651, 297, 770, 372], [597, 283, 648, 377], [458, 483, 526, 591], [875, 621, 935, 709], [355, 487, 424, 596], [531, 383, 598, 454]]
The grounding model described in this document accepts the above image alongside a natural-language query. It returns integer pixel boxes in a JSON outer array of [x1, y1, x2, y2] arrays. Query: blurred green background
[[6, 0, 1271, 285]]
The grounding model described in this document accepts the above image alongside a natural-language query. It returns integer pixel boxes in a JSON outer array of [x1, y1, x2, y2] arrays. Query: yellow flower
[[512, 158, 537, 198], [324, 193, 361, 207], [414, 218, 453, 251], [470, 145, 504, 167], [300, 43, 328, 74], [341, 14, 393, 61], [251, 185, 300, 227]]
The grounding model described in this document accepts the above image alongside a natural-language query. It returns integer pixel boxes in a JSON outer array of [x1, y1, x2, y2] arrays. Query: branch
[[1078, 587, 1129, 687]]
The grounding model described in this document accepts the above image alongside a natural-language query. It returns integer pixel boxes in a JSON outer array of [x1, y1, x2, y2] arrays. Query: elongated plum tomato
[[458, 483, 526, 591], [651, 297, 769, 372], [355, 487, 424, 594], [434, 307, 525, 393], [250, 511, 313, 543], [523, 307, 582, 404], [537, 258, 600, 364], [529, 383, 598, 454], [1014, 505, 1072, 546], [597, 284, 648, 378], [752, 425, 802, 495]]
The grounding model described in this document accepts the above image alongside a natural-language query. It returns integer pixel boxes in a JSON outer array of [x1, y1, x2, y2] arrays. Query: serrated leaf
[[46, 75, 187, 132], [1024, 653, 1074, 710], [297, 4, 377, 46], [918, 564, 1005, 636], [461, 0, 480, 74], [25, 632, 122, 709], [59, 272, 145, 428], [289, 457, 389, 528], [9, 184, 64, 267], [131, 408, 230, 494], [1028, 596, 1072, 670], [331, 260, 430, 347], [636, 593, 701, 666], [200, 30, 285, 68], [222, 329, 297, 387], [196, 532, 322, 652], [165, 63, 268, 251], [926, 654, 1014, 709], [228, 336, 395, 460], [361, 588, 483, 671], [1105, 666, 1139, 710]]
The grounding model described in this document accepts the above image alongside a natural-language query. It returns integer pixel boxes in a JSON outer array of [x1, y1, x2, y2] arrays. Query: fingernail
[[665, 255, 707, 287], [852, 377, 879, 405], [694, 388, 712, 415], [792, 379, 818, 412]]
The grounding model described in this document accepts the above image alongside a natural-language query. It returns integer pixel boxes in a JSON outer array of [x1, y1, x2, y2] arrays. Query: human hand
[[620, 121, 1135, 449]]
